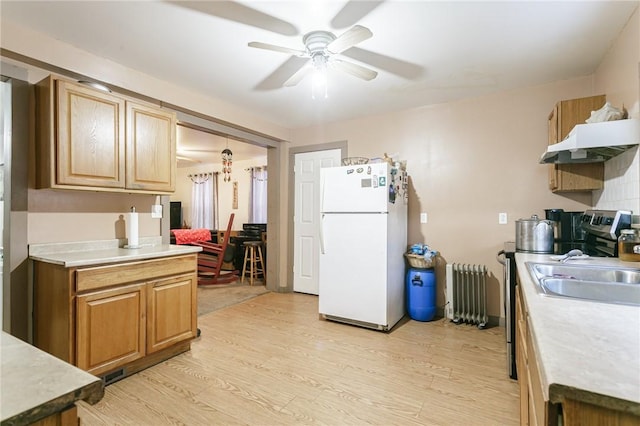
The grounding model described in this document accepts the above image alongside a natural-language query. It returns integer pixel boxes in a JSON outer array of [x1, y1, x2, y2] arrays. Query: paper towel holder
[[124, 206, 141, 249]]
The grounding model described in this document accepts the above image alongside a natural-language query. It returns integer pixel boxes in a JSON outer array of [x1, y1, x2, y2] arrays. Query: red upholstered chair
[[191, 214, 239, 285]]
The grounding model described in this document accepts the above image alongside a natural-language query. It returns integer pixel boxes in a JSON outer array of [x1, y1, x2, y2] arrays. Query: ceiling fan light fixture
[[310, 52, 329, 99], [311, 68, 328, 100]]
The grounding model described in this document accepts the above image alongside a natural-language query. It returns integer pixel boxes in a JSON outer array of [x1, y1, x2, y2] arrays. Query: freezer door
[[320, 164, 389, 213], [319, 213, 388, 326]]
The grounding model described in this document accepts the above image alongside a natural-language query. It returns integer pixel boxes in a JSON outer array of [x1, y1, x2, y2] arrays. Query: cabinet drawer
[[76, 254, 197, 292]]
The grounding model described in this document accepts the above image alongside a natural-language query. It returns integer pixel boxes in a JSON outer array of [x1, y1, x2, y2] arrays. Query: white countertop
[[0, 332, 104, 424], [29, 243, 202, 267], [515, 253, 640, 413]]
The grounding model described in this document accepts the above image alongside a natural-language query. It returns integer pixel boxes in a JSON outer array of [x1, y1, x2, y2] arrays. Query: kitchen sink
[[528, 262, 640, 284], [526, 262, 640, 306]]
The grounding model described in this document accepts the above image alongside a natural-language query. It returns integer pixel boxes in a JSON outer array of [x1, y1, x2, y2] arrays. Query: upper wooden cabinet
[[547, 95, 605, 192], [126, 101, 176, 192], [36, 76, 176, 194], [55, 80, 126, 188]]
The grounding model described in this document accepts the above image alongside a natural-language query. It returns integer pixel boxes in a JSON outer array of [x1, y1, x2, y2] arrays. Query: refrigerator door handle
[[320, 213, 326, 254]]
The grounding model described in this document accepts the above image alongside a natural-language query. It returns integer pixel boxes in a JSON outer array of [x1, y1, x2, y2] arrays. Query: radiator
[[445, 263, 488, 329]]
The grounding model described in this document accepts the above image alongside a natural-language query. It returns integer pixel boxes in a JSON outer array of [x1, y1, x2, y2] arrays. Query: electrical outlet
[[499, 212, 508, 225], [420, 212, 428, 224], [151, 204, 163, 219]]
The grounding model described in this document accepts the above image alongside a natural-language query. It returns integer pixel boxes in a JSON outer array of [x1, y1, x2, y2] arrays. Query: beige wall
[[593, 6, 640, 212], [173, 156, 268, 231], [281, 8, 640, 320], [26, 190, 162, 244], [594, 6, 640, 119], [288, 78, 598, 320]]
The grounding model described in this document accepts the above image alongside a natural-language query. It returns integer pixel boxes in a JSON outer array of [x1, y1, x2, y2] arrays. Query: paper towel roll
[[126, 211, 139, 248]]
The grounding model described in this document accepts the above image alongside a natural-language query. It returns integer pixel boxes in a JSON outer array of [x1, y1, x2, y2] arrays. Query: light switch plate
[[151, 204, 163, 219], [420, 212, 428, 224], [499, 212, 508, 225]]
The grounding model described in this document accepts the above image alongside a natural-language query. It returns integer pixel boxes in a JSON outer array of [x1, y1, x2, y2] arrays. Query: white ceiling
[[1, 1, 638, 152], [176, 125, 267, 168]]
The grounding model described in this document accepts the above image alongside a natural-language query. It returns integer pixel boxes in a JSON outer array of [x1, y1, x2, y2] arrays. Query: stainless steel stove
[[581, 209, 632, 257]]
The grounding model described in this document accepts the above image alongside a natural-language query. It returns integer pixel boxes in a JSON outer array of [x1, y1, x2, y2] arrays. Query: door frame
[[286, 141, 347, 293]]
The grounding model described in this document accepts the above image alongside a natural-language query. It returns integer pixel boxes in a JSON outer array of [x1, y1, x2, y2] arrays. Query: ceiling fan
[[170, 1, 423, 90], [248, 25, 378, 88]]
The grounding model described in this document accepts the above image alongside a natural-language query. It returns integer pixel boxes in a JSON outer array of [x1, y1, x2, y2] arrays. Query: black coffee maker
[[545, 209, 587, 254]]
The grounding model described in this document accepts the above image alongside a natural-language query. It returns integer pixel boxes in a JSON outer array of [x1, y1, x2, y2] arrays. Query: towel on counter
[[172, 228, 212, 245]]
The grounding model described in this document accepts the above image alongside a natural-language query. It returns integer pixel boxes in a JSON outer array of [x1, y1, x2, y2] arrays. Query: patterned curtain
[[190, 172, 218, 229]]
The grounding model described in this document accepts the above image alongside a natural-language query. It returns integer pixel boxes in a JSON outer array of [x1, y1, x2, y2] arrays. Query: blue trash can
[[406, 267, 436, 321]]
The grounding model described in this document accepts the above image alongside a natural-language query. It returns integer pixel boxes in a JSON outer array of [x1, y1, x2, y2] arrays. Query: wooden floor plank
[[78, 292, 519, 425]]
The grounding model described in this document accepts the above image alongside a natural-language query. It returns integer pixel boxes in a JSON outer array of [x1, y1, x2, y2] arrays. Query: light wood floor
[[78, 292, 519, 425]]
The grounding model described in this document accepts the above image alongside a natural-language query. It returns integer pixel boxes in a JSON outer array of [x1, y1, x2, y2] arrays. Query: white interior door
[[293, 149, 341, 294]]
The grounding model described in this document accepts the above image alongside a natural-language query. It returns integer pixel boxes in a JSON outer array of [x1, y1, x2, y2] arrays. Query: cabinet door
[[563, 399, 640, 426], [56, 80, 125, 188], [147, 274, 197, 354], [547, 106, 559, 192], [126, 101, 176, 192], [548, 95, 605, 192], [76, 283, 146, 375]]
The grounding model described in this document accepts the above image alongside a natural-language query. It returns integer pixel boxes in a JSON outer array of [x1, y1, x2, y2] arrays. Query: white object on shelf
[[585, 102, 626, 123], [126, 208, 139, 248]]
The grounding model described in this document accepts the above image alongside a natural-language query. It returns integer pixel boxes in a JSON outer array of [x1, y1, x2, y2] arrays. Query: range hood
[[540, 118, 639, 164]]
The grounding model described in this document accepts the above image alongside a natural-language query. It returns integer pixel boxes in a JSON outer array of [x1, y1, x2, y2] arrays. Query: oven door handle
[[497, 249, 506, 265]]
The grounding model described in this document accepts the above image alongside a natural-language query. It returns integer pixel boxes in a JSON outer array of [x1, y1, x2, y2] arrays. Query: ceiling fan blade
[[332, 59, 377, 81], [166, 1, 298, 36], [254, 56, 310, 90], [326, 25, 373, 54], [330, 0, 385, 29], [248, 41, 306, 57], [283, 64, 312, 87], [341, 47, 425, 80]]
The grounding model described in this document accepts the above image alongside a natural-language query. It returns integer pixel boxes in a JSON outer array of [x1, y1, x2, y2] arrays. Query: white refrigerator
[[318, 162, 407, 331]]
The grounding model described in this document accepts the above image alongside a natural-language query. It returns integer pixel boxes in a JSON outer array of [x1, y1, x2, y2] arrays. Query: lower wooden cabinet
[[31, 405, 78, 426], [147, 275, 197, 354], [516, 284, 638, 426], [34, 254, 198, 380], [516, 284, 558, 426], [76, 283, 147, 375], [516, 285, 529, 424], [563, 399, 640, 426]]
